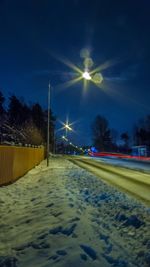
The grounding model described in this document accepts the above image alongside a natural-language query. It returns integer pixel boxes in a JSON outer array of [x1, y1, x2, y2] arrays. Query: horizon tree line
[[0, 91, 55, 149], [0, 91, 150, 153], [91, 114, 150, 153]]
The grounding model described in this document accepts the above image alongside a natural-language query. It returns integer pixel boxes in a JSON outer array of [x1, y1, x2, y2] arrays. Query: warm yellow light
[[82, 71, 91, 80], [65, 124, 72, 131]]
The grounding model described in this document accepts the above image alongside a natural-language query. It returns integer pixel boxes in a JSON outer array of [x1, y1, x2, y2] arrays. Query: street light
[[64, 123, 73, 131], [82, 71, 91, 80], [62, 135, 68, 142], [61, 122, 73, 138], [47, 82, 50, 167]]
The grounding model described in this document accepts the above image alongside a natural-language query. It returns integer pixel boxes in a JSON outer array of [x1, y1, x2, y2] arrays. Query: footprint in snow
[[49, 254, 59, 261], [37, 233, 48, 240], [99, 233, 109, 245], [32, 241, 50, 249], [56, 250, 67, 256], [31, 197, 37, 202], [49, 223, 77, 236], [69, 203, 74, 208], [15, 242, 32, 251], [103, 254, 128, 266], [80, 244, 97, 260], [69, 217, 80, 223], [52, 211, 62, 217], [46, 203, 54, 208], [105, 244, 113, 254], [80, 253, 88, 261], [25, 219, 32, 224], [0, 256, 18, 267]]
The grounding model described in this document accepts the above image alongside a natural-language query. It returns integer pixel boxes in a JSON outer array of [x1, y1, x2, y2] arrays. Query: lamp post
[[47, 82, 50, 167], [64, 123, 73, 154]]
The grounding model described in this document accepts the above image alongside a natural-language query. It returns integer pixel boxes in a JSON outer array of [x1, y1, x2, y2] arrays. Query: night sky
[[0, 0, 150, 145]]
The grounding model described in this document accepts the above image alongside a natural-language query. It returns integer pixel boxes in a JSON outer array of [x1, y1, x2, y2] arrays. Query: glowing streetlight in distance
[[82, 71, 91, 80], [62, 135, 68, 141], [65, 124, 73, 131]]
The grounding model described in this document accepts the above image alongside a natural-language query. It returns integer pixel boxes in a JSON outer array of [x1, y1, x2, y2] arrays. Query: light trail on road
[[68, 156, 150, 206]]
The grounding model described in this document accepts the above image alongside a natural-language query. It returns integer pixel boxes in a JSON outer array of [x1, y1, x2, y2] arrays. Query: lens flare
[[84, 57, 94, 69], [55, 76, 83, 91], [82, 71, 91, 80], [51, 52, 120, 92], [90, 58, 121, 75], [93, 73, 103, 84]]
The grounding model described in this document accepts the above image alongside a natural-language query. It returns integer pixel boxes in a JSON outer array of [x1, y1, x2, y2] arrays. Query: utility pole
[[47, 82, 50, 167]]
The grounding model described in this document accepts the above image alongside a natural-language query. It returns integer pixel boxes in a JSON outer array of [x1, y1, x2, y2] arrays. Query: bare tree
[[23, 120, 43, 145], [91, 115, 112, 151]]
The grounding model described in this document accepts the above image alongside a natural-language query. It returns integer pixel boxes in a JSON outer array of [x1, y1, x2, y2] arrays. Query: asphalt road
[[68, 156, 150, 206], [90, 156, 150, 173]]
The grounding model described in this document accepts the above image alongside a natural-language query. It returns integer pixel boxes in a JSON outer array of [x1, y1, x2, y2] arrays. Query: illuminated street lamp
[[64, 123, 72, 131], [82, 71, 91, 80], [62, 135, 68, 142], [64, 122, 73, 137]]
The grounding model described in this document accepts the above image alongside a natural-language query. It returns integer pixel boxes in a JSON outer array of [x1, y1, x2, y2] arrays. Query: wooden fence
[[0, 146, 44, 186]]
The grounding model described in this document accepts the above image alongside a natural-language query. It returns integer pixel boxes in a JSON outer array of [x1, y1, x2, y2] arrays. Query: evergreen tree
[[31, 103, 45, 130], [8, 95, 25, 126], [133, 115, 150, 146], [0, 91, 5, 115], [0, 91, 6, 143], [91, 115, 112, 151], [1, 93, 56, 146], [121, 132, 129, 147], [23, 120, 43, 145]]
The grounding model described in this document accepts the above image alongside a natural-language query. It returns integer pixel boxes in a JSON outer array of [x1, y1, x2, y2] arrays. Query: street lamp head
[[82, 71, 91, 80], [65, 124, 72, 131], [62, 135, 68, 141]]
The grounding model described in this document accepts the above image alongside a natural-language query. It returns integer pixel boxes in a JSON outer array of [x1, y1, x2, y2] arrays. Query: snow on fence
[[0, 145, 44, 186]]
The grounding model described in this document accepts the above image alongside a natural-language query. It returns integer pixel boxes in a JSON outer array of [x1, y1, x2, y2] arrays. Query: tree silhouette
[[133, 115, 150, 146], [0, 91, 5, 115], [121, 132, 129, 147], [91, 115, 112, 151], [8, 95, 25, 126], [23, 120, 43, 145], [31, 103, 45, 130], [0, 91, 6, 143], [0, 94, 55, 146]]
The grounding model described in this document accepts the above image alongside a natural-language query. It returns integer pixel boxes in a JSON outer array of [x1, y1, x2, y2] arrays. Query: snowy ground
[[0, 157, 150, 267]]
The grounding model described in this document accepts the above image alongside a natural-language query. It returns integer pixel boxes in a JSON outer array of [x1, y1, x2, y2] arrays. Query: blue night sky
[[0, 0, 150, 145]]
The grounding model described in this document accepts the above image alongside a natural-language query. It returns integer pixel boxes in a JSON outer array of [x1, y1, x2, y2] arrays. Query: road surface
[[68, 156, 150, 206], [89, 156, 150, 172]]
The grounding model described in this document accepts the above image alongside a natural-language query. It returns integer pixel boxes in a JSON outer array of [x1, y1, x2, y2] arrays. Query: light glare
[[65, 124, 72, 131], [82, 71, 91, 80]]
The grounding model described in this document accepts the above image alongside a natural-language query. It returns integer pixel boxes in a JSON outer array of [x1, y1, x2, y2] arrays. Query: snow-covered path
[[0, 157, 150, 267]]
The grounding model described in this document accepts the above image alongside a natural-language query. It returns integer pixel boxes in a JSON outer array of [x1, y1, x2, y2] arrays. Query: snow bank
[[0, 158, 150, 267]]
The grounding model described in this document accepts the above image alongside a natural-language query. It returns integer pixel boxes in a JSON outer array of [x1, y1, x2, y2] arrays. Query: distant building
[[131, 145, 149, 157]]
